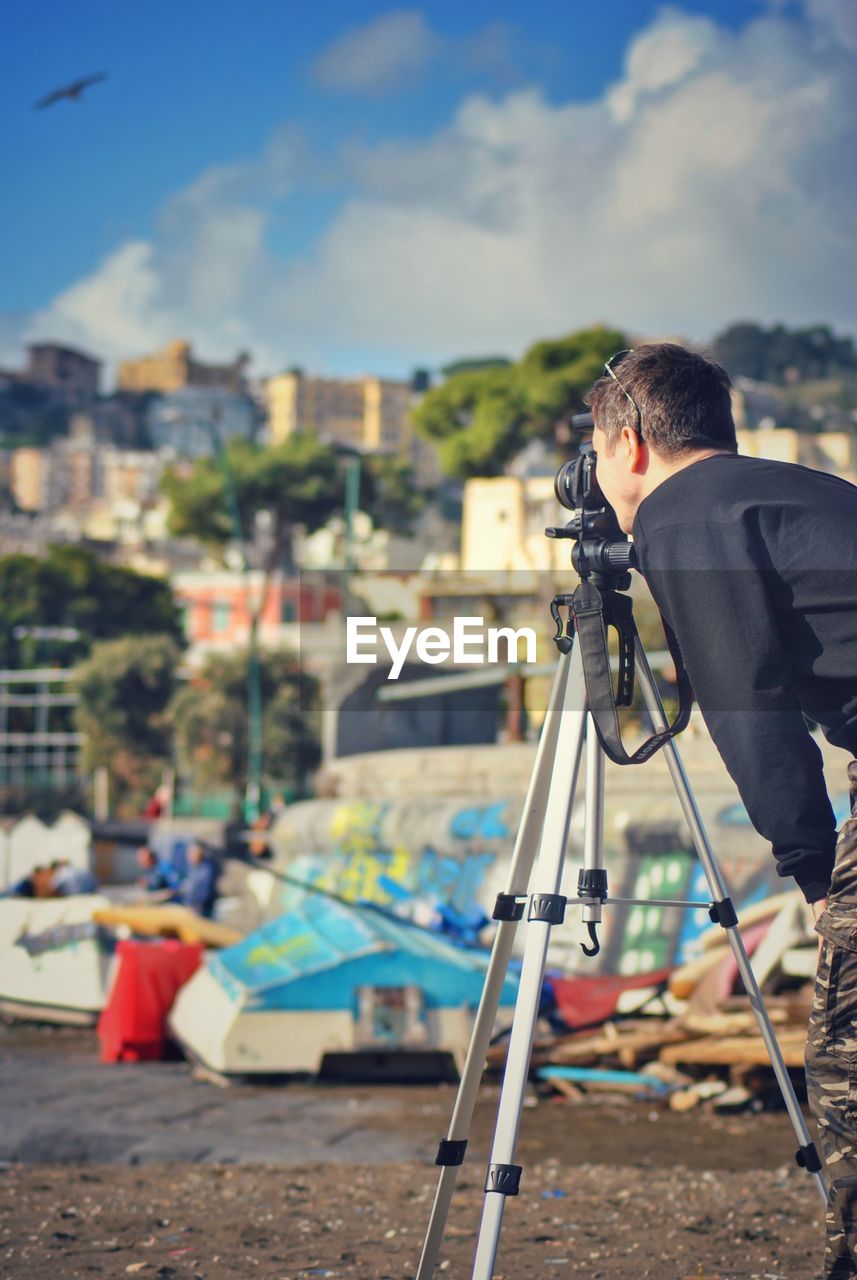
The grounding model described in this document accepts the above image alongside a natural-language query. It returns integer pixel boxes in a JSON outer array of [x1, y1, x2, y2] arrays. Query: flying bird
[[34, 72, 108, 111]]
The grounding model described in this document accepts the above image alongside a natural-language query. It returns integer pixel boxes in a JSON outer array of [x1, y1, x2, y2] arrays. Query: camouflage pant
[[808, 761, 857, 1278]]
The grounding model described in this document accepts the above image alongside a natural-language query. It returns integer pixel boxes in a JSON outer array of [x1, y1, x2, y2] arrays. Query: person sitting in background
[[2, 869, 38, 897], [49, 859, 98, 896], [136, 845, 180, 897], [177, 841, 219, 918]]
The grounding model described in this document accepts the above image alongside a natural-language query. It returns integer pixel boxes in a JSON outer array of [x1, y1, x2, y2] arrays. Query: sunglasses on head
[[604, 349, 643, 437]]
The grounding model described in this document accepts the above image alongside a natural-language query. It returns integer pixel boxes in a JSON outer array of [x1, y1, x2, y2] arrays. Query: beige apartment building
[[461, 475, 570, 573], [10, 448, 48, 512], [100, 450, 163, 505], [118, 339, 248, 395], [734, 427, 856, 476], [11, 428, 163, 514], [11, 441, 101, 513], [266, 370, 413, 453]]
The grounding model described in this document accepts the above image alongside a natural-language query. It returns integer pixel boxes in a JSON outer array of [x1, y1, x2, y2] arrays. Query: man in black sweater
[[587, 343, 857, 1280]]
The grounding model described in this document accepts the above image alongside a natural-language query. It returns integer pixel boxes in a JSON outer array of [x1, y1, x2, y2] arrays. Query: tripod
[[415, 627, 828, 1280]]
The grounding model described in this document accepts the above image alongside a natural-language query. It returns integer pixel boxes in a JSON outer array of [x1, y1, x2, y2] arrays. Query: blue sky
[[2, 0, 854, 381]]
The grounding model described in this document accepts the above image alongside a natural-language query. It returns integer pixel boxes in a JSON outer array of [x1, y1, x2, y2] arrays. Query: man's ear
[[621, 425, 646, 473]]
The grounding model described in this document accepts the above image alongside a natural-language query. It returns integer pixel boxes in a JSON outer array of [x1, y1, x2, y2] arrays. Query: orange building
[[173, 572, 341, 649]]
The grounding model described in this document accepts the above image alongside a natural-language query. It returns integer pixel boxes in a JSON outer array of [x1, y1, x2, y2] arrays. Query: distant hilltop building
[[0, 342, 101, 405], [265, 367, 442, 486], [147, 387, 259, 457], [731, 375, 784, 430], [10, 413, 163, 514], [265, 369, 414, 453], [117, 339, 249, 395]]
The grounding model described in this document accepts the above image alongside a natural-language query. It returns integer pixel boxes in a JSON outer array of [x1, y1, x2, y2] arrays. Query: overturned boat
[[0, 895, 114, 1025], [169, 889, 517, 1080]]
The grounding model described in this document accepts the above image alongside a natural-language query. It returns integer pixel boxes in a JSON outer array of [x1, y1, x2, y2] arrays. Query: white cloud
[[607, 8, 718, 123], [33, 243, 168, 357], [310, 11, 546, 98], [16, 0, 857, 381], [311, 10, 439, 95]]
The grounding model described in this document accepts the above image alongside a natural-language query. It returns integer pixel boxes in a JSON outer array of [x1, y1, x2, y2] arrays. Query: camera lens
[[554, 459, 578, 511]]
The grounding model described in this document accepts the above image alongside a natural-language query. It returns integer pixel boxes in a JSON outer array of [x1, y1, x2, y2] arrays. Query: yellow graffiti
[[329, 802, 383, 846], [246, 931, 316, 968], [388, 842, 412, 886], [338, 851, 385, 903], [323, 801, 403, 905]]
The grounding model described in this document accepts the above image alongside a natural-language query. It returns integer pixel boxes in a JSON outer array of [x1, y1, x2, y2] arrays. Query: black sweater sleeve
[[635, 517, 837, 903]]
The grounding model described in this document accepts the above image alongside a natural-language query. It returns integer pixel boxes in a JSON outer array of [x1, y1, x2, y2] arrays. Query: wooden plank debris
[[659, 1029, 807, 1069]]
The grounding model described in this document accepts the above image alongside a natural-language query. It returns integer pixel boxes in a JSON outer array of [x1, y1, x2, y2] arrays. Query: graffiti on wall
[[270, 791, 819, 975], [272, 798, 512, 928]]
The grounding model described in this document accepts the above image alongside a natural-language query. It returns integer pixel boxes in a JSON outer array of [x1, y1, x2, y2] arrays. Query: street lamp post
[[343, 455, 361, 575], [160, 404, 264, 822], [205, 411, 264, 824]]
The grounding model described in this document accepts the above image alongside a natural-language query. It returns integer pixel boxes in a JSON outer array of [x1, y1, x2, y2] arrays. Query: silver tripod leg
[[414, 652, 573, 1280], [580, 716, 606, 946], [471, 646, 589, 1280], [634, 639, 829, 1205]]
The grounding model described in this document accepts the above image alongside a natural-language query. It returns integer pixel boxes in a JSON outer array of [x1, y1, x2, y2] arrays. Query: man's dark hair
[[587, 343, 737, 456]]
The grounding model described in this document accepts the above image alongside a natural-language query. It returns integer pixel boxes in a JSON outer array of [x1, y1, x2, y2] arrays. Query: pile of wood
[[522, 995, 812, 1109], [511, 890, 820, 1110]]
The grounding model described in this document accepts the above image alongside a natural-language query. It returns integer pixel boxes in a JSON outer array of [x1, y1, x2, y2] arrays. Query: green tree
[[412, 365, 527, 477], [360, 452, 426, 536], [713, 322, 857, 384], [412, 325, 626, 476], [73, 634, 180, 817], [0, 545, 182, 668], [162, 433, 342, 818], [169, 649, 320, 798], [441, 356, 512, 377], [162, 433, 341, 554]]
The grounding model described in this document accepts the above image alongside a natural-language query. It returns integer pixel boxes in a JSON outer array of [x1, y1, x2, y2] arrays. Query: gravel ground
[[0, 1025, 828, 1279], [0, 1157, 825, 1279]]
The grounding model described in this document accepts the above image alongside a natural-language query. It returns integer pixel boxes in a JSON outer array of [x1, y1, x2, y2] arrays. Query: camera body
[[546, 413, 636, 583]]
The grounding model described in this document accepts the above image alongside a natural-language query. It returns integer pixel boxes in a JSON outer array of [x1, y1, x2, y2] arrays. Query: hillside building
[[265, 370, 413, 453], [1, 343, 102, 405], [118, 339, 249, 395]]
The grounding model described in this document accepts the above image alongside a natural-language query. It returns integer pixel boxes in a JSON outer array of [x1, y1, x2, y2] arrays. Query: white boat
[[0, 895, 114, 1025], [169, 889, 517, 1079]]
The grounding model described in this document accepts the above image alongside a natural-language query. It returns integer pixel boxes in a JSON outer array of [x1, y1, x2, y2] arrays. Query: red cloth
[[549, 967, 673, 1030], [97, 939, 202, 1063]]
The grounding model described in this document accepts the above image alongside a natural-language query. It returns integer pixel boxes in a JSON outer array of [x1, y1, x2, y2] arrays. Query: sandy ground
[[0, 1025, 828, 1279]]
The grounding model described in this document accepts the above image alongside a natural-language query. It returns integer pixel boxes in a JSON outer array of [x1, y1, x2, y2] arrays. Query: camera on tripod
[[546, 410, 636, 585], [544, 408, 692, 766]]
